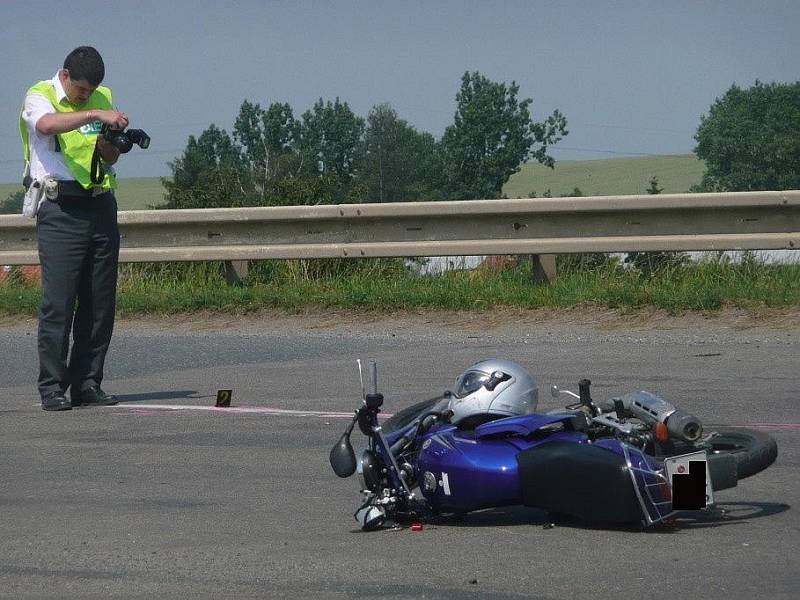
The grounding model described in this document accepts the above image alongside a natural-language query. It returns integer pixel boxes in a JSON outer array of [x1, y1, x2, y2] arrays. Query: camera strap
[[90, 124, 111, 185], [90, 144, 105, 185]]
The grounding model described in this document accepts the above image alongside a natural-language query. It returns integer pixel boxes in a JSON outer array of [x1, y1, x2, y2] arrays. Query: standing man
[[20, 46, 129, 411]]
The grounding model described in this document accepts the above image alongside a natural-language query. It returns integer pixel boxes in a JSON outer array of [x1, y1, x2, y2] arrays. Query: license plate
[[664, 450, 714, 510]]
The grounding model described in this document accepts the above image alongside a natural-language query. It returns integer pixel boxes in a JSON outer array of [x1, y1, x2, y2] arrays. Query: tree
[[694, 81, 800, 191], [441, 71, 568, 200], [232, 100, 306, 204], [297, 98, 365, 202], [358, 103, 445, 202], [646, 175, 663, 195], [164, 101, 345, 209], [161, 124, 246, 209], [0, 189, 24, 214], [406, 131, 447, 201], [233, 101, 298, 183]]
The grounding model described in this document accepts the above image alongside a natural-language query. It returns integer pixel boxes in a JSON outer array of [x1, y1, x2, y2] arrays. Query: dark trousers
[[36, 192, 120, 397]]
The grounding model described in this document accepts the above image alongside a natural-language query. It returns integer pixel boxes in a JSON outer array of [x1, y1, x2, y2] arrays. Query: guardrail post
[[531, 254, 557, 284], [223, 260, 249, 286]]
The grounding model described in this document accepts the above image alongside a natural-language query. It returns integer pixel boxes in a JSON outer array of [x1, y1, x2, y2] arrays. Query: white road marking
[[110, 406, 798, 430], [113, 403, 379, 418], [724, 423, 800, 430]]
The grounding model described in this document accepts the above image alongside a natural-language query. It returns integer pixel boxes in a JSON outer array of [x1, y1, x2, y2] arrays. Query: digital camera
[[101, 124, 150, 153]]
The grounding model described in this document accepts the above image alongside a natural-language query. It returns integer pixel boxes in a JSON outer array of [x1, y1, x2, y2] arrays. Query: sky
[[1, 0, 798, 183]]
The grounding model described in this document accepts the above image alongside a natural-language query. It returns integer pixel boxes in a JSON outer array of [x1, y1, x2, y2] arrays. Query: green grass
[[2, 257, 798, 317], [504, 154, 706, 198]]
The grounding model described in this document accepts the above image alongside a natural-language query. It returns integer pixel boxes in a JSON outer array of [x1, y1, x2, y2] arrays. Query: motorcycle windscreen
[[516, 441, 644, 523]]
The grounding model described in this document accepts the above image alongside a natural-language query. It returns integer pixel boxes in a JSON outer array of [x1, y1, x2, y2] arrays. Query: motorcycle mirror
[[551, 385, 560, 398], [330, 432, 357, 478]]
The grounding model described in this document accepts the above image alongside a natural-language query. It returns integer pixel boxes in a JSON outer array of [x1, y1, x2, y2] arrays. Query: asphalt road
[[1, 310, 798, 599]]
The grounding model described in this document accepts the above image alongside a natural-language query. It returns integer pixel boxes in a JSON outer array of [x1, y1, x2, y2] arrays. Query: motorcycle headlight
[[357, 449, 384, 492]]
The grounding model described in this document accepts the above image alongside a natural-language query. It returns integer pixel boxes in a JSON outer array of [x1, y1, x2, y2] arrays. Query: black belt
[[57, 180, 106, 198]]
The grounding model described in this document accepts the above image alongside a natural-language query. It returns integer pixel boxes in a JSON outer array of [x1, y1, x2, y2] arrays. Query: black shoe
[[41, 391, 72, 411], [72, 386, 118, 407]]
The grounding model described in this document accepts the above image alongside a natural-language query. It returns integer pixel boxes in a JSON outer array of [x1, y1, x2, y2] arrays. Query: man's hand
[[94, 109, 129, 130], [94, 110, 129, 165], [95, 134, 120, 165]]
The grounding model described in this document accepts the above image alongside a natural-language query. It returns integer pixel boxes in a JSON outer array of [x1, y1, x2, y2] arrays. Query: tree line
[[158, 76, 800, 209], [161, 71, 568, 208]]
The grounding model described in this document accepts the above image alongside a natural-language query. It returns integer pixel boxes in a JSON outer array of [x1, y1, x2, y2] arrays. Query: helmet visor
[[454, 370, 491, 398]]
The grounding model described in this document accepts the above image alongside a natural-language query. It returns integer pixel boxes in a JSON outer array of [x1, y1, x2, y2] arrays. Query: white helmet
[[448, 359, 538, 427]]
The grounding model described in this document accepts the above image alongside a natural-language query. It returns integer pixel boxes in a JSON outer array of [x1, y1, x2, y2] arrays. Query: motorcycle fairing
[[516, 439, 676, 525], [516, 440, 647, 523], [415, 427, 587, 513]]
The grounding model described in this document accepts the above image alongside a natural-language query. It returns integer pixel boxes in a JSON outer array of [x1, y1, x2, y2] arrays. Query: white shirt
[[21, 71, 113, 182]]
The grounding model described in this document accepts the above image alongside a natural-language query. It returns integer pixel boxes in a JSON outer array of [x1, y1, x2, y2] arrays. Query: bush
[[0, 189, 24, 214]]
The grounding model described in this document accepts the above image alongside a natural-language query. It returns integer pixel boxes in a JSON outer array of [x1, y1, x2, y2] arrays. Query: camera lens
[[128, 129, 151, 149]]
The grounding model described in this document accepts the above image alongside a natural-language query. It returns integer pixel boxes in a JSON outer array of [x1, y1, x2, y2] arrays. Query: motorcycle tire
[[666, 426, 778, 482], [382, 397, 441, 434], [705, 427, 778, 480]]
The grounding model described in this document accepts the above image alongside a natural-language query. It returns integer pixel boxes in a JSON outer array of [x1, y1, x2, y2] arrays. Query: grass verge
[[1, 256, 798, 317]]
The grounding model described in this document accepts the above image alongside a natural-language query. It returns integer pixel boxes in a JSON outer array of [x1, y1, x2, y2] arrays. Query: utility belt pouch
[[22, 179, 45, 218], [43, 176, 60, 201]]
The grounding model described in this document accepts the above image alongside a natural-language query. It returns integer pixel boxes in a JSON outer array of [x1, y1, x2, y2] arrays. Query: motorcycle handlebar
[[388, 410, 453, 456], [368, 361, 378, 396]]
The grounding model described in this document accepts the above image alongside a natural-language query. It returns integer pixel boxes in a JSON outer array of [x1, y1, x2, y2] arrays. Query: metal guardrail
[[0, 191, 797, 265]]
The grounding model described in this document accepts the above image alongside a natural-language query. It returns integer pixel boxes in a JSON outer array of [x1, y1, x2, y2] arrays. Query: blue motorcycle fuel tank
[[414, 414, 588, 513]]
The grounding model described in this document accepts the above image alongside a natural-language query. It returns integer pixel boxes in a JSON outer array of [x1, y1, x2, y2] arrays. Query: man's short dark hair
[[63, 46, 105, 86]]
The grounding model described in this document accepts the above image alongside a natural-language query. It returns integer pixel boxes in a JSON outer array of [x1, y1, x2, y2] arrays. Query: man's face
[[59, 69, 96, 106]]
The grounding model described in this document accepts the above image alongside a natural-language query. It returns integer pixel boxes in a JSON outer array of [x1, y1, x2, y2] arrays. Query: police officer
[[20, 46, 128, 411]]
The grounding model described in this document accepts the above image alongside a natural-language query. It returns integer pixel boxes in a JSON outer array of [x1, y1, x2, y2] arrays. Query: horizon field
[[0, 154, 705, 212], [0, 176, 167, 212], [504, 154, 705, 198]]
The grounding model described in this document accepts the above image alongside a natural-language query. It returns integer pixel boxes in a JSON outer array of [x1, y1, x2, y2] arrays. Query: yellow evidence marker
[[215, 389, 233, 407]]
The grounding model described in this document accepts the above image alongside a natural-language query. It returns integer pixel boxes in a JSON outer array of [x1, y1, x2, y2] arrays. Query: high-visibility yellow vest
[[20, 79, 117, 190]]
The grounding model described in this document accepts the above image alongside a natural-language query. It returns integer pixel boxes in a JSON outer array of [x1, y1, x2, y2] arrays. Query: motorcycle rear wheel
[[703, 427, 778, 480], [667, 426, 778, 482]]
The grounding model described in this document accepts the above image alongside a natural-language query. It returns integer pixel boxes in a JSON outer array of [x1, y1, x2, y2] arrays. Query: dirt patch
[[108, 305, 800, 336], [0, 314, 36, 328], [2, 305, 798, 335]]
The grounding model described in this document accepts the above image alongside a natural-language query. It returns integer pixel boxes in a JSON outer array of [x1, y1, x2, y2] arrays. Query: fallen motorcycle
[[329, 359, 778, 530]]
